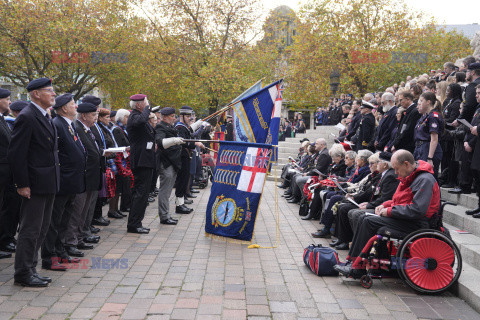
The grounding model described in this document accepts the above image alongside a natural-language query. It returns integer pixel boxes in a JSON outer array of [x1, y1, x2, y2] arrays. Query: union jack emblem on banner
[[237, 147, 272, 193]]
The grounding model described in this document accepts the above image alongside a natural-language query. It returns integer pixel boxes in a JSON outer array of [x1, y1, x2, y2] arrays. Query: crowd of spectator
[[278, 56, 480, 278]]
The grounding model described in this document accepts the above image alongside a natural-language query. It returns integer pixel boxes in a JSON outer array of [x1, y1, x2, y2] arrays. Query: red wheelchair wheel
[[397, 230, 462, 294]]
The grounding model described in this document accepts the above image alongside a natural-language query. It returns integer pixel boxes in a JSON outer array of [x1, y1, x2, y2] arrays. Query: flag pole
[[201, 103, 235, 122]]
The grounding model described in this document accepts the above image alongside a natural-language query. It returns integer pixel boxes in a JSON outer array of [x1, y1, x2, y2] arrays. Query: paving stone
[[269, 301, 298, 313]]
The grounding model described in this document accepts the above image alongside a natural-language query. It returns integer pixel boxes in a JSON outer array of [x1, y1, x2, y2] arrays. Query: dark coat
[[366, 168, 399, 209], [7, 103, 60, 194], [53, 116, 86, 195], [392, 103, 421, 153], [126, 107, 155, 169], [306, 148, 332, 176], [0, 116, 11, 186], [175, 121, 196, 158], [155, 121, 182, 171], [468, 106, 480, 171], [375, 106, 398, 151], [74, 119, 103, 191], [328, 159, 347, 177], [112, 125, 130, 147], [346, 111, 361, 141], [353, 172, 381, 204], [460, 77, 480, 122], [225, 121, 234, 141]]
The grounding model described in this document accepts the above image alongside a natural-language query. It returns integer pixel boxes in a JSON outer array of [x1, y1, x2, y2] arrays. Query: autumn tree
[[0, 0, 146, 99], [288, 0, 471, 107]]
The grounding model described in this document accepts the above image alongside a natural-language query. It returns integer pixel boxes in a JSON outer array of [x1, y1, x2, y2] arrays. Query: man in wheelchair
[[334, 150, 441, 278]]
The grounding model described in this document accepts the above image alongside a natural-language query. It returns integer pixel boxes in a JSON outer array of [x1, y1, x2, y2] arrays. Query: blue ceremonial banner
[[205, 141, 273, 242], [232, 80, 282, 144], [232, 80, 262, 142]]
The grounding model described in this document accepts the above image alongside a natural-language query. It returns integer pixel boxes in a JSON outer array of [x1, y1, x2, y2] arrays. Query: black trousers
[[472, 169, 480, 207], [119, 175, 132, 211], [348, 215, 428, 259], [15, 194, 55, 281], [128, 167, 153, 229], [0, 182, 21, 247], [335, 202, 357, 243], [459, 151, 473, 190], [41, 194, 75, 262], [175, 157, 190, 198]]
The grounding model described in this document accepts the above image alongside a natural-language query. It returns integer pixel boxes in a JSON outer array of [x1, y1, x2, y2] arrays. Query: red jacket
[[383, 160, 440, 220]]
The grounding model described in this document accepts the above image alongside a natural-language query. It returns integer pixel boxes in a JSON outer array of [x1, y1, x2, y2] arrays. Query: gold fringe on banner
[[204, 232, 253, 246]]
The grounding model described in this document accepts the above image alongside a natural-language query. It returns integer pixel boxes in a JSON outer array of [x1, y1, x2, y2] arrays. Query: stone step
[[441, 188, 478, 211], [452, 261, 480, 313], [445, 223, 480, 272], [441, 202, 480, 238]]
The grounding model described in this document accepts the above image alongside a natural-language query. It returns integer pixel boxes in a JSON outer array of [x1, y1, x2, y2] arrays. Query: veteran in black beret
[[154, 107, 185, 225], [7, 77, 59, 287], [9, 101, 28, 118], [41, 93, 87, 270], [126, 94, 155, 234], [63, 102, 105, 257]]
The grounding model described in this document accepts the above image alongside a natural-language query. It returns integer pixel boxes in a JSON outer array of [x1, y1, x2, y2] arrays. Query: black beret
[[160, 107, 175, 115], [299, 138, 310, 143], [110, 110, 117, 118], [26, 77, 52, 92], [77, 102, 98, 113], [0, 88, 11, 99], [10, 100, 28, 112], [82, 95, 101, 106], [468, 62, 480, 70], [179, 105, 194, 114], [53, 93, 74, 109], [360, 100, 374, 109], [379, 151, 392, 162]]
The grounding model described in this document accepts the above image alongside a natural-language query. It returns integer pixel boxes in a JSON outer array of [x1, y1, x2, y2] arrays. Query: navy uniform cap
[[360, 100, 374, 109], [110, 110, 117, 118], [26, 77, 52, 92], [468, 62, 480, 70], [179, 105, 194, 114], [160, 107, 175, 115], [10, 100, 28, 112], [77, 102, 97, 113], [0, 88, 11, 99], [53, 93, 74, 109], [82, 95, 101, 106]]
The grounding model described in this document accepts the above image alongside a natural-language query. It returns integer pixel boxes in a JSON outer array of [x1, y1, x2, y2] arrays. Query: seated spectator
[[278, 140, 311, 189], [334, 150, 440, 278]]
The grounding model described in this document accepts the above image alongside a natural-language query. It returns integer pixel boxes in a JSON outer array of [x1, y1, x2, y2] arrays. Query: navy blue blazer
[[53, 116, 87, 195], [375, 106, 398, 151], [0, 116, 11, 186], [7, 103, 60, 194], [74, 119, 102, 191], [126, 108, 155, 169]]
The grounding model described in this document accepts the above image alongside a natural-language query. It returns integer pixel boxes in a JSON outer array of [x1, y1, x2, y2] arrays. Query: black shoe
[[33, 273, 52, 283], [90, 226, 100, 234], [15, 276, 48, 287], [0, 242, 16, 252], [466, 207, 480, 215], [312, 228, 331, 238], [190, 189, 200, 194], [284, 192, 292, 197], [285, 196, 295, 201], [77, 242, 94, 250], [116, 210, 127, 217], [160, 219, 178, 225], [176, 205, 193, 214], [66, 247, 84, 257], [170, 217, 178, 222], [108, 211, 124, 219], [277, 184, 287, 189], [120, 207, 130, 213], [186, 193, 197, 199], [449, 187, 470, 194], [84, 235, 100, 244], [127, 227, 149, 234], [329, 239, 340, 247], [184, 198, 193, 205], [335, 242, 349, 250], [287, 198, 299, 204], [92, 217, 110, 226], [59, 255, 80, 264], [334, 264, 352, 277], [0, 251, 12, 259], [301, 212, 315, 220], [147, 196, 155, 203], [42, 260, 67, 271], [473, 213, 480, 218]]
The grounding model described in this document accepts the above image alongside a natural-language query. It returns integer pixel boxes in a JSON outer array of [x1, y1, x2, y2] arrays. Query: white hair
[[129, 100, 137, 108], [329, 143, 346, 159], [115, 109, 130, 123]]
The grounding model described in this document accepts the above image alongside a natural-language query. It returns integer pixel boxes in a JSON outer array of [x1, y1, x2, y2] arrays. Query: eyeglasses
[[38, 88, 55, 93]]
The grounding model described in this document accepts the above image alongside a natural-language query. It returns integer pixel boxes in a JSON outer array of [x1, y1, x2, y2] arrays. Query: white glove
[[202, 121, 210, 127], [190, 119, 203, 131], [162, 137, 185, 149]]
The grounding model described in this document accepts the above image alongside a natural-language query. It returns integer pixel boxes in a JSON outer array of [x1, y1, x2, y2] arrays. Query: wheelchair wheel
[[360, 275, 373, 289], [396, 229, 462, 294]]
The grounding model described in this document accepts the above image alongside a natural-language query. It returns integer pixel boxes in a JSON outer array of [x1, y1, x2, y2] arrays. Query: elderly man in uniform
[[155, 107, 185, 225], [41, 94, 86, 270], [126, 94, 155, 234], [0, 88, 12, 259], [354, 100, 375, 151], [8, 78, 60, 287], [64, 102, 103, 257]]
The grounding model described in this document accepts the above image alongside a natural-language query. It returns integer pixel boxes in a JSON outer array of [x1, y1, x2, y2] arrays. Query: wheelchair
[[346, 201, 462, 294]]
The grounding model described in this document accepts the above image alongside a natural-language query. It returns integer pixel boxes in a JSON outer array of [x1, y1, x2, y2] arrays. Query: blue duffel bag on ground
[[303, 244, 339, 276]]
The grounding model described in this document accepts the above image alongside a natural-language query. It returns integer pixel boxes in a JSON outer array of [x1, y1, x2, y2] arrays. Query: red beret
[[130, 94, 146, 101]]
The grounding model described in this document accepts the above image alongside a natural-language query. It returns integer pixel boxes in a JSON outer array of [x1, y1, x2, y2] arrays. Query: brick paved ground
[[0, 180, 479, 319]]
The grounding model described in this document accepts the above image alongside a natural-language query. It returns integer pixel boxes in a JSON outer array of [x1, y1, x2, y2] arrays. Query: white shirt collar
[[31, 101, 47, 116], [61, 116, 73, 127], [78, 119, 91, 132]]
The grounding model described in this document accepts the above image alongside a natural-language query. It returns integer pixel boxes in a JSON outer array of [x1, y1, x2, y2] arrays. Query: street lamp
[[329, 70, 340, 97]]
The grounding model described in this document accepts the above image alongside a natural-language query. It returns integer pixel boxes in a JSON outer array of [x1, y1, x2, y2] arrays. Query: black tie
[[87, 129, 99, 150]]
